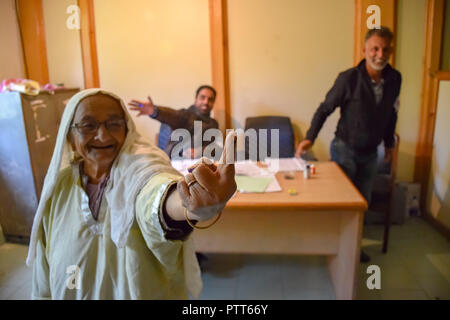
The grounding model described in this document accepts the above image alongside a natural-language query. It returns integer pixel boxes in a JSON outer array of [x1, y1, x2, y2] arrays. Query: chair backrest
[[244, 116, 295, 160], [157, 123, 173, 151]]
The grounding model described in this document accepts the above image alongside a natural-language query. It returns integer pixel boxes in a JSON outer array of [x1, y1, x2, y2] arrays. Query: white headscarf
[[26, 88, 202, 297]]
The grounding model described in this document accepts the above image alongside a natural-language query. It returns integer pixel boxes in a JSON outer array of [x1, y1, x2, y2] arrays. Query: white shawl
[[26, 88, 202, 298]]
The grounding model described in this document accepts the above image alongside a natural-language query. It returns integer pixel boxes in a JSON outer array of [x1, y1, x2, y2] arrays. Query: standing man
[[129, 85, 219, 159], [295, 27, 401, 263]]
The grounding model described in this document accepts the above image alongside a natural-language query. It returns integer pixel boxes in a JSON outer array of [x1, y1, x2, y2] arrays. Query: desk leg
[[327, 210, 363, 300]]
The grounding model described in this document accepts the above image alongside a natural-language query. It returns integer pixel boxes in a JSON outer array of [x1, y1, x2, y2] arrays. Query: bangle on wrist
[[184, 208, 222, 230]]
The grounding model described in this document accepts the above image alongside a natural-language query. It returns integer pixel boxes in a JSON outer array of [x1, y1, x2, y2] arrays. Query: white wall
[[42, 0, 84, 89], [94, 0, 212, 142], [0, 0, 25, 80], [396, 0, 427, 182], [228, 0, 354, 160]]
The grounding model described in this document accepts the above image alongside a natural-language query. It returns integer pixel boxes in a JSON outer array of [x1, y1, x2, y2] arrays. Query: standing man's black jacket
[[306, 59, 402, 154]]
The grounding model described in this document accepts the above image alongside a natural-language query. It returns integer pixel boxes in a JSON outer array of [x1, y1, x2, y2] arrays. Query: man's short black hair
[[365, 26, 394, 44], [196, 85, 216, 100]]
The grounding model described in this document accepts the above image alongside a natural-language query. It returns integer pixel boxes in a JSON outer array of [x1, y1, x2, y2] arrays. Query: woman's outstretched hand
[[177, 131, 237, 222]]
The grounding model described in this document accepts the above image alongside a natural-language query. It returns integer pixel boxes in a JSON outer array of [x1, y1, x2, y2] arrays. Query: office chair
[[370, 133, 400, 253], [244, 116, 296, 160]]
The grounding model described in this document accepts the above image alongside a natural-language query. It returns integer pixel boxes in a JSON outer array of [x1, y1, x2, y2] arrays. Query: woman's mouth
[[90, 144, 115, 150]]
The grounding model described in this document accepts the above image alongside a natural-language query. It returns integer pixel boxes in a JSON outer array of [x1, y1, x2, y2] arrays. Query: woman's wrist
[[164, 186, 186, 221]]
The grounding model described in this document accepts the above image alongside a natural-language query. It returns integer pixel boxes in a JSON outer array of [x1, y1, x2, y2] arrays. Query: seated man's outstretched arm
[[128, 96, 185, 129]]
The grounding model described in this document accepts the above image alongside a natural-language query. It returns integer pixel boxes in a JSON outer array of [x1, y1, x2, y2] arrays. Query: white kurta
[[32, 166, 194, 299]]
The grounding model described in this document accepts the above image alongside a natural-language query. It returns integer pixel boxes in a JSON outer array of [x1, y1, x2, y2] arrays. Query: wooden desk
[[192, 161, 367, 300]]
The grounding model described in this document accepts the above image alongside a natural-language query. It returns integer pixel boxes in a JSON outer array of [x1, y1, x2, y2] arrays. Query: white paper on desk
[[264, 175, 282, 192], [264, 157, 306, 173], [234, 160, 267, 176], [235, 174, 281, 193]]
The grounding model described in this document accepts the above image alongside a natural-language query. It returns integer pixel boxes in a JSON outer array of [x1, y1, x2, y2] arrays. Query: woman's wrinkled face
[[69, 94, 127, 170]]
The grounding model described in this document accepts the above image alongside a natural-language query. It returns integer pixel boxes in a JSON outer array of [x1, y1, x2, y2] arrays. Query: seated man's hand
[[128, 96, 156, 117], [295, 139, 313, 158]]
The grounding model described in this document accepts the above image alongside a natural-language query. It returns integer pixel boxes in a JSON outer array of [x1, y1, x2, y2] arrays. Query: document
[[264, 157, 306, 173], [235, 175, 274, 193], [234, 160, 267, 176], [264, 175, 282, 192], [172, 158, 283, 193], [234, 160, 282, 192]]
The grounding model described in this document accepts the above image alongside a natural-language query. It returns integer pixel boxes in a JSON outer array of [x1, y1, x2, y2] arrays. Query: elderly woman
[[26, 89, 236, 299]]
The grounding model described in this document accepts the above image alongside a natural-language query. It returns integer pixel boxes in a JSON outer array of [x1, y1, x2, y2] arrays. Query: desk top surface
[[228, 161, 367, 211]]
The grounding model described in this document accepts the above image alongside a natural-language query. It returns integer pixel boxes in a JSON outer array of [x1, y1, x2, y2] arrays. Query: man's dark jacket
[[306, 59, 402, 154], [155, 105, 219, 156]]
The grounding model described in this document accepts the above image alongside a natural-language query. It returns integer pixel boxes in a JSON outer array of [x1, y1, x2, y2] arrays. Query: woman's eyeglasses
[[71, 119, 126, 135]]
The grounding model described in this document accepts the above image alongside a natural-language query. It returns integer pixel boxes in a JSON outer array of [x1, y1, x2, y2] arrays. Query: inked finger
[[218, 130, 237, 177], [219, 131, 235, 164]]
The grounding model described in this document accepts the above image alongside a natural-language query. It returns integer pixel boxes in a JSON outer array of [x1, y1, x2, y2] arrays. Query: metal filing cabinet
[[0, 88, 79, 242]]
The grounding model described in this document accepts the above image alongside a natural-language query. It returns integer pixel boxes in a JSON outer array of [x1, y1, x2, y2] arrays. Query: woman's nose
[[94, 123, 111, 141]]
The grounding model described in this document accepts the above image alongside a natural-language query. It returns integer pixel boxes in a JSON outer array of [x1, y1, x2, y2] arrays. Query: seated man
[[129, 85, 219, 159]]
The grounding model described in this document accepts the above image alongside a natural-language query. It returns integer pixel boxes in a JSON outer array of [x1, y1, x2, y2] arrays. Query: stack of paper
[[234, 160, 267, 176], [264, 175, 282, 192], [172, 158, 283, 193], [234, 160, 282, 193], [264, 157, 306, 173]]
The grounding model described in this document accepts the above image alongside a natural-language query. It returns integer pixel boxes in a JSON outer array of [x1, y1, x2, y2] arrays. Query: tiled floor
[[1, 216, 449, 300]]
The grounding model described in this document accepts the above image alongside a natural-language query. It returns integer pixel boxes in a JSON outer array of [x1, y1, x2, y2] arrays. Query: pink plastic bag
[[0, 78, 40, 95]]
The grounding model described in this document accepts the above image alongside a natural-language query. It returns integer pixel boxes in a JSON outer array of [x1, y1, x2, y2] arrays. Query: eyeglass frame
[[70, 118, 127, 135]]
